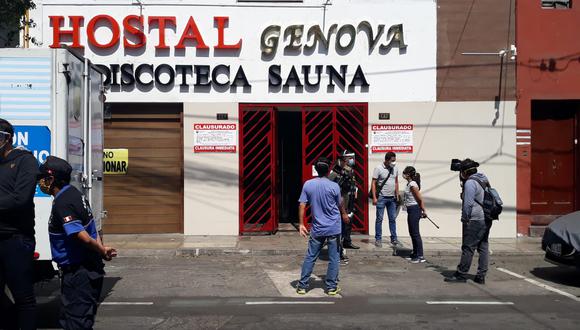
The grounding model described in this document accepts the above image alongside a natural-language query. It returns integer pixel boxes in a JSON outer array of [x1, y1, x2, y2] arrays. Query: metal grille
[[302, 104, 368, 233], [239, 106, 277, 233]]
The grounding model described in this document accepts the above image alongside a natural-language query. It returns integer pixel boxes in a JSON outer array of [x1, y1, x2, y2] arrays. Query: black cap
[[38, 156, 72, 180], [460, 158, 479, 171]]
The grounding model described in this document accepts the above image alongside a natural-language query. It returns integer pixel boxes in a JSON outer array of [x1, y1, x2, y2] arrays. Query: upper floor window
[[541, 0, 572, 8]]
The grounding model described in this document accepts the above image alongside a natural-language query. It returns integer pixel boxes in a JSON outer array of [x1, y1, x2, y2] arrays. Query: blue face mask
[[347, 158, 355, 167]]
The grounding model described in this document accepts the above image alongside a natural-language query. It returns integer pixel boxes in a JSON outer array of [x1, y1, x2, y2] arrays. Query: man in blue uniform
[[37, 156, 116, 330]]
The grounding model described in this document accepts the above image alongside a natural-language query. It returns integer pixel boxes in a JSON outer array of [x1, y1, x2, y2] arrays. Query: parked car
[[542, 211, 580, 268]]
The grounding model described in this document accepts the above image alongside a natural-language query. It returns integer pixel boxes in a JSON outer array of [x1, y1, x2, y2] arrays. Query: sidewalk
[[103, 233, 544, 258]]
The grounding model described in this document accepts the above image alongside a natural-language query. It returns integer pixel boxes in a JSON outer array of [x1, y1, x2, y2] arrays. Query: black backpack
[[470, 178, 503, 221]]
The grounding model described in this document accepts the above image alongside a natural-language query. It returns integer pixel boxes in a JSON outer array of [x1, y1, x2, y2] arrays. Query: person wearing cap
[[0, 118, 38, 330], [38, 156, 116, 329], [444, 158, 492, 284], [296, 157, 350, 296], [329, 150, 360, 266]]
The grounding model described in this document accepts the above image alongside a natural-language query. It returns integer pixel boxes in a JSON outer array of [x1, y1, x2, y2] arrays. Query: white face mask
[[390, 161, 397, 167]]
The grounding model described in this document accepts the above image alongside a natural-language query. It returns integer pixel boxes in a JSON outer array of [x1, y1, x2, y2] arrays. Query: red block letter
[[49, 16, 84, 48], [214, 17, 242, 50], [176, 17, 209, 50], [123, 15, 146, 49], [148, 16, 177, 49], [87, 15, 120, 48]]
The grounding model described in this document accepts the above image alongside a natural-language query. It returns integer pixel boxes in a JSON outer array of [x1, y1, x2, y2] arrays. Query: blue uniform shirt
[[48, 185, 101, 266], [298, 177, 342, 237]]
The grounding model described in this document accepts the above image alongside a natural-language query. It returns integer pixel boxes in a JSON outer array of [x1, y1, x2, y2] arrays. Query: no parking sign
[[13, 126, 51, 197]]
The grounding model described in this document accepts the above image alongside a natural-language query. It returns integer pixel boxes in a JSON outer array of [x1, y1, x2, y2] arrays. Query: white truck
[[0, 47, 105, 282]]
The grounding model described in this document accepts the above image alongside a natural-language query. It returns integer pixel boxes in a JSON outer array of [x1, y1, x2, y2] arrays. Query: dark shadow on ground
[[530, 266, 580, 289], [1, 277, 121, 329]]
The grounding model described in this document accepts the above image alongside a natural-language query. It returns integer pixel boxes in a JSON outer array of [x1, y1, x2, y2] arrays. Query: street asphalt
[[23, 251, 580, 329]]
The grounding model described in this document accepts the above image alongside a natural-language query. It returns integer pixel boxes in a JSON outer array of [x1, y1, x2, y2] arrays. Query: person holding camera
[[402, 166, 427, 263], [296, 157, 350, 296], [371, 152, 400, 247], [38, 156, 117, 329], [0, 118, 38, 330], [329, 150, 360, 265], [444, 158, 492, 284]]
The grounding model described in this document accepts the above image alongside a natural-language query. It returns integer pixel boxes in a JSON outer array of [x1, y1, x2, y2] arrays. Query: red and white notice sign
[[194, 123, 237, 153], [371, 124, 413, 153]]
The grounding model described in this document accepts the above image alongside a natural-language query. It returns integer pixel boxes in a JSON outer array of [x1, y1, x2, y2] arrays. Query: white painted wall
[[368, 101, 517, 238], [30, 0, 436, 103], [183, 102, 239, 235]]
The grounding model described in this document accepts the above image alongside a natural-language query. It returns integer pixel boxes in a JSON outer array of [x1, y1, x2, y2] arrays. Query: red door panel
[[239, 106, 278, 234], [301, 104, 368, 233]]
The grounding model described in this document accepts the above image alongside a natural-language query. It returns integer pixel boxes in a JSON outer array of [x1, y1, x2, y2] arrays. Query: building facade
[[516, 1, 580, 236], [25, 0, 518, 237]]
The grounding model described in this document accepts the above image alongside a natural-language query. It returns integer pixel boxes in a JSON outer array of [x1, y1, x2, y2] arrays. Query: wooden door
[[103, 104, 183, 234], [531, 101, 576, 216]]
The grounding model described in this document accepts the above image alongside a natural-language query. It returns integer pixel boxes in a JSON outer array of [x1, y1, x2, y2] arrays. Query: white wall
[[368, 101, 517, 238], [183, 102, 239, 235]]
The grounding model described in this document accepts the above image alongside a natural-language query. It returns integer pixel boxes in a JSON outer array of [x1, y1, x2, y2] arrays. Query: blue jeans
[[375, 196, 398, 242], [406, 205, 424, 258], [0, 235, 37, 330], [298, 235, 340, 290]]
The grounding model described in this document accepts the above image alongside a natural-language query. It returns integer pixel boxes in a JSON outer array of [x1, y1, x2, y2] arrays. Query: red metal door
[[301, 104, 368, 233], [239, 106, 278, 234], [531, 102, 576, 217]]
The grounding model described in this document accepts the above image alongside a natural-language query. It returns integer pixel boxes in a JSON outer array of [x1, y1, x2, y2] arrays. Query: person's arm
[[75, 231, 117, 261], [0, 155, 38, 210], [395, 172, 400, 202], [410, 185, 426, 217], [298, 203, 308, 238], [461, 180, 477, 221], [371, 178, 378, 205], [339, 195, 350, 224]]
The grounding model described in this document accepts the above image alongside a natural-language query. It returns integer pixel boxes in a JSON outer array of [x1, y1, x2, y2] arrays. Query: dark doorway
[[531, 100, 580, 225], [277, 108, 303, 225]]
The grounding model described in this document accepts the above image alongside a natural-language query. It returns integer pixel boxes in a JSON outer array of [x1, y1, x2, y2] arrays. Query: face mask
[[347, 158, 355, 167], [390, 161, 397, 167]]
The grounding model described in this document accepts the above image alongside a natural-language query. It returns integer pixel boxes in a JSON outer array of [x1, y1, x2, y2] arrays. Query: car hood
[[547, 211, 580, 251]]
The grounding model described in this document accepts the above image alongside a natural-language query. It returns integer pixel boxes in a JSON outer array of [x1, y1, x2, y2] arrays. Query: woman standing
[[402, 166, 427, 263]]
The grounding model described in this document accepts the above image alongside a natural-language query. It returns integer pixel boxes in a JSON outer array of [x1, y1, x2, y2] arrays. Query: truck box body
[[0, 48, 104, 265]]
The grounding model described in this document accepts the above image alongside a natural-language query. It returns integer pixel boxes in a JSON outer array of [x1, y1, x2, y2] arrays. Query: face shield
[[342, 151, 355, 166]]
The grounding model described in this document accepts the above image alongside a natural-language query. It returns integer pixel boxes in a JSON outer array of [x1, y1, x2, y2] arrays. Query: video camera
[[450, 158, 480, 172], [450, 159, 462, 171]]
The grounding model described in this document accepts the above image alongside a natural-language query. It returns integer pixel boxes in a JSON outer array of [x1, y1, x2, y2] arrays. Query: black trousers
[[457, 220, 492, 277], [406, 205, 424, 258], [0, 234, 36, 330], [59, 264, 104, 330]]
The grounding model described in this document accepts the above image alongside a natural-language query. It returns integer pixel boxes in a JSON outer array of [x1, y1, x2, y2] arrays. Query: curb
[[116, 248, 544, 258]]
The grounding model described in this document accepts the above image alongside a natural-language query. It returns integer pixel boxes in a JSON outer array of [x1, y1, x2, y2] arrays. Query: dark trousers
[[341, 220, 352, 245], [59, 265, 104, 330], [457, 220, 492, 277], [0, 235, 37, 330], [406, 205, 424, 258]]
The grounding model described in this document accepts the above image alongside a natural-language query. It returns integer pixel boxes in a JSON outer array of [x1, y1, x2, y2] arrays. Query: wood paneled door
[[103, 103, 184, 234]]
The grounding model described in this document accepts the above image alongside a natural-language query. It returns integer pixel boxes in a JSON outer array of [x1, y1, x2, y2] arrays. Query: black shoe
[[474, 276, 485, 285], [444, 273, 467, 283], [343, 243, 360, 250]]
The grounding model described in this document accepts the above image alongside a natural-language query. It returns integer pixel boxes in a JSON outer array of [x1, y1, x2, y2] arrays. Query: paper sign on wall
[[103, 149, 128, 175], [371, 124, 413, 153], [194, 124, 237, 153]]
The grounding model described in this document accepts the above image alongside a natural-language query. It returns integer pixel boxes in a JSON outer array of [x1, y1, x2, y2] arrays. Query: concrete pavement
[[103, 233, 543, 258]]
